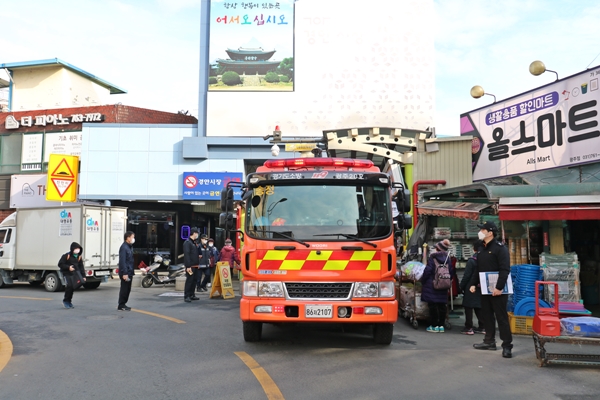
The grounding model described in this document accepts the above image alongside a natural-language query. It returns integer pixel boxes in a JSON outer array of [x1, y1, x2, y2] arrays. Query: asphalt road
[[1, 278, 599, 400]]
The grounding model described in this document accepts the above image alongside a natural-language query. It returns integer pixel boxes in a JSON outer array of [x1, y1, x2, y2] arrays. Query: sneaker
[[69, 303, 74, 309], [117, 306, 131, 311], [461, 327, 475, 335], [426, 326, 439, 333], [63, 301, 73, 309], [473, 328, 486, 335], [473, 342, 497, 351], [437, 326, 445, 333], [184, 297, 192, 303]]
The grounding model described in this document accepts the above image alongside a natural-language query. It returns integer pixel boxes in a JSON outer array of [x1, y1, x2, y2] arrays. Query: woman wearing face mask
[[207, 238, 220, 288], [58, 242, 86, 309]]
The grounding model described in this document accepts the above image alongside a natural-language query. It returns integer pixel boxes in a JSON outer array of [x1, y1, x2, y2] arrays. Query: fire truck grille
[[285, 282, 353, 299]]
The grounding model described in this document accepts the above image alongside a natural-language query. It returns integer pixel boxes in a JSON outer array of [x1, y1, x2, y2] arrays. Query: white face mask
[[208, 243, 213, 247], [477, 231, 486, 241], [73, 249, 80, 254], [130, 238, 135, 244]]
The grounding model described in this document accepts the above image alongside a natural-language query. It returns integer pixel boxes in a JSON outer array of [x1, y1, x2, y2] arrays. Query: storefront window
[[0, 134, 22, 173], [127, 210, 176, 267]]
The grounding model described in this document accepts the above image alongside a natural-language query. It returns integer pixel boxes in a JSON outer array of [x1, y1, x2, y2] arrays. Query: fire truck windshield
[[247, 183, 392, 240]]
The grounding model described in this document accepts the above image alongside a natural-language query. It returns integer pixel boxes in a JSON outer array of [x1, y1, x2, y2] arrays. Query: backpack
[[432, 253, 452, 290]]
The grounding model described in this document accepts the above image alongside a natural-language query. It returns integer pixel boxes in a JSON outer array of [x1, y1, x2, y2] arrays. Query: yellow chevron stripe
[[366, 260, 381, 270], [263, 250, 289, 260], [307, 250, 332, 260], [257, 259, 263, 268], [280, 260, 305, 270], [350, 251, 376, 261], [323, 260, 349, 270]]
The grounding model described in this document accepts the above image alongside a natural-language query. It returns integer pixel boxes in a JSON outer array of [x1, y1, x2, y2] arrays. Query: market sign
[[4, 112, 105, 131], [461, 65, 600, 181], [182, 172, 243, 200]]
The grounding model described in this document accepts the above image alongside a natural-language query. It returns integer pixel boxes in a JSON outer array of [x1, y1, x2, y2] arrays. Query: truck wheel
[[141, 276, 153, 288], [83, 282, 101, 289], [44, 272, 63, 292], [373, 323, 394, 345], [243, 322, 262, 342]]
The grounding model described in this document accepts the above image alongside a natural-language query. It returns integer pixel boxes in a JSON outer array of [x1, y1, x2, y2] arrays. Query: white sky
[[2, 0, 599, 136]]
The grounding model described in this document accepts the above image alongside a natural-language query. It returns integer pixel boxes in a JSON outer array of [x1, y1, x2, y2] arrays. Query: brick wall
[[0, 209, 15, 222]]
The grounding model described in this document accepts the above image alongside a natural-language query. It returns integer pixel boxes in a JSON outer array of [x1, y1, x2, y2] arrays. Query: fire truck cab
[[221, 157, 410, 345]]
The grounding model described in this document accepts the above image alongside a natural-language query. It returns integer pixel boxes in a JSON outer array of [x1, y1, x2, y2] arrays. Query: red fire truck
[[220, 157, 410, 344]]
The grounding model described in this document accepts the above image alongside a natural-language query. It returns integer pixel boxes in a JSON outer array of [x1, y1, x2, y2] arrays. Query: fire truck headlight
[[243, 281, 258, 297], [353, 282, 379, 298], [259, 281, 284, 297], [379, 281, 395, 298]]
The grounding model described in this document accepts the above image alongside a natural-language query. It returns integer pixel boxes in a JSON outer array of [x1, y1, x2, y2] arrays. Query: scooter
[[140, 255, 185, 288]]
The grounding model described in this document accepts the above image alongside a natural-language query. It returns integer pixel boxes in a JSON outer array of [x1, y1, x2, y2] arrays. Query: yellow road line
[[0, 329, 13, 373], [131, 309, 186, 324], [235, 351, 285, 400], [0, 296, 52, 301]]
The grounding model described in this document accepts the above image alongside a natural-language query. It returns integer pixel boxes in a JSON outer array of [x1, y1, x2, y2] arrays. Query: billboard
[[182, 172, 243, 200], [461, 65, 600, 181], [206, 0, 435, 137], [209, 1, 294, 92]]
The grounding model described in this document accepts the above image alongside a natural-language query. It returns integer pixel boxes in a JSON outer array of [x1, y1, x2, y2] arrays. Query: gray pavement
[[1, 278, 599, 400]]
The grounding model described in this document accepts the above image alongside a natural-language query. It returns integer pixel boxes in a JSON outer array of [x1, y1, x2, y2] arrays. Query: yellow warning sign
[[210, 262, 236, 299], [46, 154, 79, 202]]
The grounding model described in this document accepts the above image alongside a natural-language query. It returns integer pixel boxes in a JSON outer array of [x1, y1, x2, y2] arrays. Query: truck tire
[[141, 276, 153, 288], [83, 282, 101, 289], [373, 323, 394, 345], [44, 272, 63, 292], [243, 321, 263, 342]]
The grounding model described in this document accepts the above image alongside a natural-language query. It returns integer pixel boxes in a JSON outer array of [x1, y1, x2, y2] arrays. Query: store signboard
[[461, 65, 600, 181], [44, 132, 83, 162], [21, 133, 44, 171], [182, 172, 243, 200], [10, 174, 78, 208]]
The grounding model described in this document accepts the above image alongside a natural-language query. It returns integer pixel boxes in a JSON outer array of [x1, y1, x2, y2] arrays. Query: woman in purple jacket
[[421, 239, 452, 333]]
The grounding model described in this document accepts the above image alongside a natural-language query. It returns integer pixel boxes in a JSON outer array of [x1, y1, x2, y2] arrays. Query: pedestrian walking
[[196, 234, 211, 292], [118, 231, 135, 311], [219, 238, 241, 278], [459, 240, 485, 335], [58, 242, 86, 309], [207, 238, 220, 287], [469, 221, 513, 358], [183, 228, 200, 302], [421, 239, 452, 333]]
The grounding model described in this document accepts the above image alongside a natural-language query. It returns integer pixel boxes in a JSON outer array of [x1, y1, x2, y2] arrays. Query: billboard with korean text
[[461, 65, 600, 181], [209, 1, 294, 92], [182, 172, 243, 200]]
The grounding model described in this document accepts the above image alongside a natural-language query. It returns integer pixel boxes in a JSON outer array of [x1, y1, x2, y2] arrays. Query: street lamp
[[470, 85, 496, 103], [529, 60, 559, 81]]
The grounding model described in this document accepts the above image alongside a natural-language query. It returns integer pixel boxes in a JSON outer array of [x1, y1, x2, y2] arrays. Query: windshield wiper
[[312, 233, 377, 248], [249, 229, 310, 248]]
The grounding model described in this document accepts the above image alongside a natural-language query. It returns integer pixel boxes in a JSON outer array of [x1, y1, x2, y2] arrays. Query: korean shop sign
[[461, 65, 600, 181], [4, 112, 105, 130], [182, 172, 243, 200]]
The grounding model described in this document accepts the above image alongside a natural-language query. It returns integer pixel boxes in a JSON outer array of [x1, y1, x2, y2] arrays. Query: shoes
[[190, 296, 200, 300], [63, 301, 73, 309], [437, 326, 445, 333], [426, 326, 439, 333], [474, 328, 486, 334], [502, 347, 512, 358], [117, 306, 131, 311], [184, 297, 192, 303], [461, 327, 475, 335], [473, 342, 497, 351], [201, 287, 208, 292]]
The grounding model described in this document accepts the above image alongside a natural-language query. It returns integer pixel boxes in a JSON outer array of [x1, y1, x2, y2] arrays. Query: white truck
[[0, 205, 127, 292]]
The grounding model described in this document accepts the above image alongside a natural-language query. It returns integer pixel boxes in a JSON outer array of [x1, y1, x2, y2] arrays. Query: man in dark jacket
[[421, 239, 452, 333], [118, 231, 135, 311], [183, 228, 200, 302], [58, 242, 86, 309], [459, 240, 484, 335], [469, 221, 513, 358], [197, 234, 212, 292]]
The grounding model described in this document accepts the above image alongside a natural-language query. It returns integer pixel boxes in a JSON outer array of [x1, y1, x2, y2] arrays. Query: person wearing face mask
[[58, 242, 86, 309], [207, 238, 220, 288], [118, 231, 136, 311], [469, 221, 513, 358], [183, 228, 201, 302], [196, 234, 212, 292]]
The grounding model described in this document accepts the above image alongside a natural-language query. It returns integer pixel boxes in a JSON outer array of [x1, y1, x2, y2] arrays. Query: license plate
[[95, 270, 110, 276], [305, 304, 333, 319]]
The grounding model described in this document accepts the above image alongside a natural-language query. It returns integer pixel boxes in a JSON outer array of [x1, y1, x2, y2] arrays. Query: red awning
[[499, 204, 600, 221], [417, 200, 492, 220]]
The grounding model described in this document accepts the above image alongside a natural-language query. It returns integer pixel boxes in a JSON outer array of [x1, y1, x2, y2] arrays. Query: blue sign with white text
[[182, 172, 243, 200]]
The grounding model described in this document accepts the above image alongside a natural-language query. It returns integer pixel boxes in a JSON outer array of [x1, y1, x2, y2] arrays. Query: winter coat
[[219, 245, 240, 267], [459, 255, 482, 309], [183, 238, 200, 268], [58, 242, 85, 277], [208, 245, 220, 267], [118, 241, 135, 277], [420, 250, 451, 304], [197, 242, 211, 268]]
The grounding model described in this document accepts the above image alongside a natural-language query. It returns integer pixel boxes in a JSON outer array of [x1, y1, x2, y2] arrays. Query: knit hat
[[435, 239, 450, 252], [225, 239, 232, 244]]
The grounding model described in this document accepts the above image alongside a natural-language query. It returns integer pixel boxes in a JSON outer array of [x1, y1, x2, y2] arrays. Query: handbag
[[69, 271, 84, 290]]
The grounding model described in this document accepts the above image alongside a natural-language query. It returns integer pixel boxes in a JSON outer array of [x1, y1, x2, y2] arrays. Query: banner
[[182, 172, 243, 200], [461, 65, 600, 181]]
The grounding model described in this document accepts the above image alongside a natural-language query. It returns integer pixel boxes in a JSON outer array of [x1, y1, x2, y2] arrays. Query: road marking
[[235, 351, 285, 400], [131, 309, 186, 324], [0, 296, 52, 301], [0, 329, 13, 373]]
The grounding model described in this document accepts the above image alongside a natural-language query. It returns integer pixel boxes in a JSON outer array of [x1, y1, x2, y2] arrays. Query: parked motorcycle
[[140, 255, 185, 288]]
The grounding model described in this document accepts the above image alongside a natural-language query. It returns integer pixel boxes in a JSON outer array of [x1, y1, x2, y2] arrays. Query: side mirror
[[398, 214, 412, 230], [396, 188, 411, 213], [219, 212, 235, 229], [220, 188, 233, 212]]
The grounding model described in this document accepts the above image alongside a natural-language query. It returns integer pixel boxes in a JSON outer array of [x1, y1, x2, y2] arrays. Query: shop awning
[[499, 204, 600, 220], [417, 200, 492, 220]]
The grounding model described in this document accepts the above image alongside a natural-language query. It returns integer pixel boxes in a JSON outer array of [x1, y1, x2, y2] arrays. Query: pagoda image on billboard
[[217, 47, 281, 75]]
